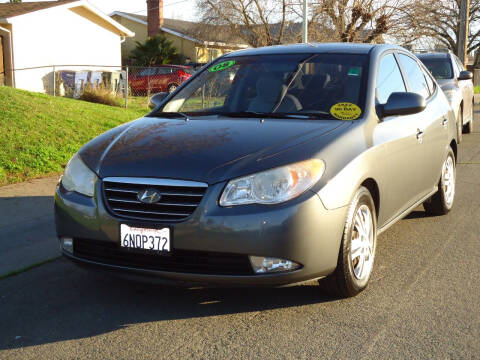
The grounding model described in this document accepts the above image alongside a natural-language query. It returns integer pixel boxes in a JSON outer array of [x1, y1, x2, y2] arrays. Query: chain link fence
[[3, 64, 198, 108]]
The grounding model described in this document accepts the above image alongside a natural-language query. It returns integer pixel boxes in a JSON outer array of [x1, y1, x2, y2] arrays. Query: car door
[[453, 55, 474, 125], [397, 53, 449, 197], [372, 52, 425, 224], [150, 67, 165, 92]]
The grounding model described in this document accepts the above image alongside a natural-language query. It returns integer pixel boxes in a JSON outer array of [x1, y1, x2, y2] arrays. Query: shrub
[[79, 85, 123, 107]]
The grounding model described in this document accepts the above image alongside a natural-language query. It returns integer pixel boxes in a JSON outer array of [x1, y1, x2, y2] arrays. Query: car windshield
[[419, 58, 453, 80], [157, 53, 369, 119]]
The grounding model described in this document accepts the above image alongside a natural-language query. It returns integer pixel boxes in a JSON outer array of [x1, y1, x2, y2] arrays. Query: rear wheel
[[319, 187, 377, 297], [424, 148, 456, 215]]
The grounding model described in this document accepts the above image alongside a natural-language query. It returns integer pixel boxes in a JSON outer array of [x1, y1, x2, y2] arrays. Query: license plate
[[120, 224, 170, 252]]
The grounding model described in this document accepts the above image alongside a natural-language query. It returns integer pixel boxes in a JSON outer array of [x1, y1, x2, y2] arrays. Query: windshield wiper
[[157, 112, 190, 120], [217, 111, 331, 119]]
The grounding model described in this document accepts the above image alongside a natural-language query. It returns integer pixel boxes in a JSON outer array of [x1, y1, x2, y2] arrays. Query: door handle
[[442, 118, 448, 127], [416, 129, 424, 143]]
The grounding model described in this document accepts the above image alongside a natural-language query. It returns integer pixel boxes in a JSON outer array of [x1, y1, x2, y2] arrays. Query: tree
[[130, 34, 181, 66], [307, 0, 439, 44], [9, 0, 22, 2], [414, 0, 480, 55], [196, 0, 301, 47], [195, 0, 435, 47]]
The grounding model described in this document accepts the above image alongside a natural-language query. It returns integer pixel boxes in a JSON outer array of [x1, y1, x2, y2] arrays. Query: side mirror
[[148, 92, 168, 109], [458, 70, 473, 81], [381, 92, 426, 117]]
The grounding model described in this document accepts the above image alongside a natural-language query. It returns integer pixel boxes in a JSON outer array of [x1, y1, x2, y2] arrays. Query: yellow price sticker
[[330, 102, 362, 120]]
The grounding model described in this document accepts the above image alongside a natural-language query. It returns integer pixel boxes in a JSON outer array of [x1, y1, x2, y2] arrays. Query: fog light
[[60, 237, 73, 254], [249, 256, 300, 274]]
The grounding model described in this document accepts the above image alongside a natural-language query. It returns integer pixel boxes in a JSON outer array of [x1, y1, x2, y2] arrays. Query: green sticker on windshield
[[348, 66, 361, 76], [208, 60, 236, 72]]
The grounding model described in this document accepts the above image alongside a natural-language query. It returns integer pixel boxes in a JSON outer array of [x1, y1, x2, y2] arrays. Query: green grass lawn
[[0, 86, 148, 186]]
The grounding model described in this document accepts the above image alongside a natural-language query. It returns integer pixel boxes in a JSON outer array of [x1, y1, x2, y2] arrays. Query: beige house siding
[[111, 14, 239, 64], [111, 15, 148, 59]]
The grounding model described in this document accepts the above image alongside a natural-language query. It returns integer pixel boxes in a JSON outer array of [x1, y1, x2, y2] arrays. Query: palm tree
[[130, 34, 181, 66]]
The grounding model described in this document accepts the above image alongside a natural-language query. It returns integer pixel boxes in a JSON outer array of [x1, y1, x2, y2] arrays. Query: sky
[[0, 0, 199, 21]]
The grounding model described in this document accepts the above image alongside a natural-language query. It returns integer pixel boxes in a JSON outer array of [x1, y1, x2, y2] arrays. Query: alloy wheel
[[350, 204, 375, 280], [443, 155, 455, 207]]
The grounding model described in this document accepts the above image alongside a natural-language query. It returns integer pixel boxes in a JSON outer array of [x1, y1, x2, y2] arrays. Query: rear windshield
[[419, 58, 453, 80], [158, 53, 369, 120]]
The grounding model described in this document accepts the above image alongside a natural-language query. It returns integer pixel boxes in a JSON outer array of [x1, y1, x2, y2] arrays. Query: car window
[[161, 53, 369, 119], [419, 58, 454, 80], [156, 68, 173, 75], [139, 68, 157, 76], [453, 55, 465, 71], [398, 54, 430, 99], [376, 53, 406, 104], [422, 67, 436, 95]]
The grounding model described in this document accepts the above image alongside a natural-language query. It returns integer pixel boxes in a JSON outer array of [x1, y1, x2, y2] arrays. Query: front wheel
[[319, 187, 377, 297], [424, 148, 456, 215], [167, 84, 178, 93]]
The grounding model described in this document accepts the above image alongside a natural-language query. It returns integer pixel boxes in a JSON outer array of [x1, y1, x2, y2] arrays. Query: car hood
[[79, 115, 348, 184]]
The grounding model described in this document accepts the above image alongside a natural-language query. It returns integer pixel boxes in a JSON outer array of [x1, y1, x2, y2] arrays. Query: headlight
[[219, 159, 325, 206], [61, 153, 97, 197]]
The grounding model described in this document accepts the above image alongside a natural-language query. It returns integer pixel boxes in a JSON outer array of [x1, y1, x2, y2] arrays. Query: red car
[[129, 65, 193, 95]]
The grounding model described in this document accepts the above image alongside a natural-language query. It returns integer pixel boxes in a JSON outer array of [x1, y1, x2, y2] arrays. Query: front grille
[[73, 238, 254, 275], [102, 177, 207, 222]]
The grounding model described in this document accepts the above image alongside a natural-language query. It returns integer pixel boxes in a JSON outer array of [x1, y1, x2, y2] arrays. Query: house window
[[208, 49, 219, 62]]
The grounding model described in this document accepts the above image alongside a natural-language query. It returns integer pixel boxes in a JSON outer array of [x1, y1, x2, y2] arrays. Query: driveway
[[0, 176, 59, 277]]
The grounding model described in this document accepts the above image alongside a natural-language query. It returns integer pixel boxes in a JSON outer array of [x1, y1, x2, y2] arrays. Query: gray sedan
[[55, 43, 457, 297], [417, 51, 474, 142]]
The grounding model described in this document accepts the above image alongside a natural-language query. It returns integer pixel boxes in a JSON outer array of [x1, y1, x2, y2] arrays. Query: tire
[[423, 148, 456, 215], [167, 84, 178, 94], [319, 186, 377, 298], [456, 107, 463, 143]]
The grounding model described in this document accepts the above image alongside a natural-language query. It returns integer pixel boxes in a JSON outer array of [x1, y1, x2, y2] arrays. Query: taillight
[[177, 69, 190, 77]]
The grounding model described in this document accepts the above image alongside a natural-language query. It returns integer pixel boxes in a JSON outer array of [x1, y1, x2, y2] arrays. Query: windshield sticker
[[330, 102, 362, 120], [348, 67, 361, 76], [208, 60, 236, 72]]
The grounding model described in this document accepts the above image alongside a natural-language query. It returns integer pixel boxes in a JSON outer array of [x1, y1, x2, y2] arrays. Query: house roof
[[110, 11, 248, 48], [0, 0, 77, 19], [0, 1, 134, 37]]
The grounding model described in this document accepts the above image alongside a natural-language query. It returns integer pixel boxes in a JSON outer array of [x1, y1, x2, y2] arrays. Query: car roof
[[153, 65, 191, 68], [224, 43, 402, 57], [415, 52, 451, 60]]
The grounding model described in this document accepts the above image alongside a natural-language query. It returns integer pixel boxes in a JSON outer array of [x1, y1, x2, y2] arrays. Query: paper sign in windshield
[[208, 60, 236, 72], [330, 102, 362, 120]]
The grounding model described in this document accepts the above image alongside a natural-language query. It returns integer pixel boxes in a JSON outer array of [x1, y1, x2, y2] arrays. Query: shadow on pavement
[[0, 258, 338, 350], [0, 195, 57, 277]]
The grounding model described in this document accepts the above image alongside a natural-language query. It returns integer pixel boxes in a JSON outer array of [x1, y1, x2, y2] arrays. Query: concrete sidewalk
[[0, 176, 60, 277]]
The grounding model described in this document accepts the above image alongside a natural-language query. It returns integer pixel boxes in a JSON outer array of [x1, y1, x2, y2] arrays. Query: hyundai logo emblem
[[137, 189, 162, 204]]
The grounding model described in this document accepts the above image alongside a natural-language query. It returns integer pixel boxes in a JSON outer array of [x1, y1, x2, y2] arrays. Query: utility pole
[[458, 0, 470, 65], [302, 0, 308, 43]]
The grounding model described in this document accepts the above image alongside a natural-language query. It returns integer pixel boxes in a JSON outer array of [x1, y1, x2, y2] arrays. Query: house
[[110, 0, 248, 65], [0, 0, 134, 93]]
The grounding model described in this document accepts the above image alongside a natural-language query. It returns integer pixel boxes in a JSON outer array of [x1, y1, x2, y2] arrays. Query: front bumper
[[55, 179, 348, 286]]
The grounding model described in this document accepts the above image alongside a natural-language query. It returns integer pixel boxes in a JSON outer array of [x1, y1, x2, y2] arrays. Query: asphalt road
[[1, 117, 479, 359]]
